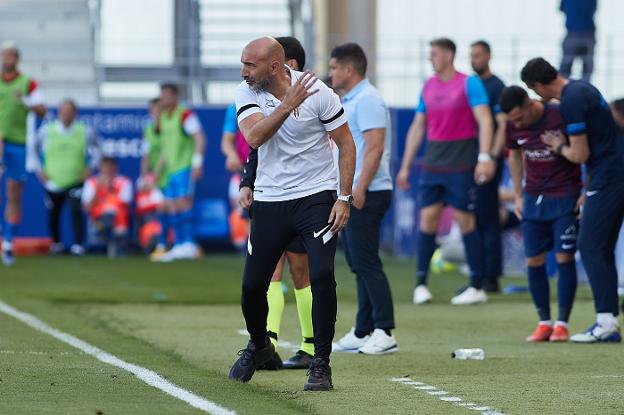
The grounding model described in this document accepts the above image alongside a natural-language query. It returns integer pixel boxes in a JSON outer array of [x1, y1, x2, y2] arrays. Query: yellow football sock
[[294, 286, 315, 356], [266, 281, 284, 347]]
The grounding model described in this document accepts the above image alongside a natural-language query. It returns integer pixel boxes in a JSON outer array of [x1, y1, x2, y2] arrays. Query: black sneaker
[[303, 358, 333, 391], [228, 341, 275, 383], [257, 351, 283, 370], [283, 350, 313, 369]]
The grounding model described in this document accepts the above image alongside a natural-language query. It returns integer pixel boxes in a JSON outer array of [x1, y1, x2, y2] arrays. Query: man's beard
[[249, 77, 270, 92], [473, 66, 486, 76]]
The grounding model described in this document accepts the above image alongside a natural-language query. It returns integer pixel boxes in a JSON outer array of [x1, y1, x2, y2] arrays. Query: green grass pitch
[[1, 255, 623, 414]]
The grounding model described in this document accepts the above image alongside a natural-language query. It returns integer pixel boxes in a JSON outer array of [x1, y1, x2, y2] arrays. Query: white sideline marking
[[0, 349, 72, 356], [0, 301, 236, 415], [390, 377, 504, 415], [440, 396, 463, 402], [413, 385, 437, 390]]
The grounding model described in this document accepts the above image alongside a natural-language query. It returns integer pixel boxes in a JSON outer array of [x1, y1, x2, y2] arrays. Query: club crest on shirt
[[265, 98, 276, 108]]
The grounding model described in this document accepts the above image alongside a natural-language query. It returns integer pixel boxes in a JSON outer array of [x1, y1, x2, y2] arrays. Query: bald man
[[228, 37, 356, 391]]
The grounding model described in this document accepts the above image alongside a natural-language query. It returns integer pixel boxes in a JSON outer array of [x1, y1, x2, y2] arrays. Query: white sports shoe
[[450, 287, 488, 305], [333, 327, 370, 352], [171, 242, 200, 260], [570, 323, 622, 343], [358, 329, 398, 355], [154, 244, 182, 262], [70, 244, 85, 256], [413, 285, 432, 305]]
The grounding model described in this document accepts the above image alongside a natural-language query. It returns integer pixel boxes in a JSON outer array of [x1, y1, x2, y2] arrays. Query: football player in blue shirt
[[521, 57, 624, 343]]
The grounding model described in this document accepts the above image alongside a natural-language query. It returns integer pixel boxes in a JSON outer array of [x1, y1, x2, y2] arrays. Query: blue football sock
[[158, 212, 170, 246], [556, 261, 577, 323], [3, 221, 16, 246], [462, 230, 484, 289], [528, 264, 550, 321], [172, 212, 182, 246], [179, 209, 194, 243], [417, 231, 437, 286]]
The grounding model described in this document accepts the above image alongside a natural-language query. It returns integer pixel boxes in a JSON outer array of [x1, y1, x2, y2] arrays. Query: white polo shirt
[[235, 66, 347, 202]]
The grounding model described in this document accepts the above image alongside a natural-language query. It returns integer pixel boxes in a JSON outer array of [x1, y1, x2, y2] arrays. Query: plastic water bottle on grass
[[451, 348, 484, 360]]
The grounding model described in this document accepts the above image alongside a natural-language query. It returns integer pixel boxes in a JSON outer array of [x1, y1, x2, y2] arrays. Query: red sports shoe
[[549, 325, 569, 342], [526, 323, 553, 342]]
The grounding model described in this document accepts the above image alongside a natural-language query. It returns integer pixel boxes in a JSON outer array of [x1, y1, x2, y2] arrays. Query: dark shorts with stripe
[[521, 193, 579, 257], [419, 170, 477, 212]]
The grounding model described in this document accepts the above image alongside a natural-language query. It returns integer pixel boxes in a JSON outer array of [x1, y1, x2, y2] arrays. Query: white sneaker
[[450, 287, 488, 305], [570, 323, 622, 343], [333, 327, 370, 352], [171, 242, 200, 260], [413, 285, 432, 305], [358, 329, 398, 355], [154, 245, 182, 262], [70, 244, 85, 256]]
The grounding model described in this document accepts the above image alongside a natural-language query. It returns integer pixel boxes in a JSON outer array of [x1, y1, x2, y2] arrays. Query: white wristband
[[191, 153, 203, 168], [478, 152, 492, 163]]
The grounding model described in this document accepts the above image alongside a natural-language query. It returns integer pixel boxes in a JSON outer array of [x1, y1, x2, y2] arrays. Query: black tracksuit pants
[[44, 184, 84, 245], [242, 190, 338, 362]]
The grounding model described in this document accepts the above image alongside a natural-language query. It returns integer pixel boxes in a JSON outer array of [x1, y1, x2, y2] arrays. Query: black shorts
[[248, 196, 308, 255], [286, 236, 306, 254]]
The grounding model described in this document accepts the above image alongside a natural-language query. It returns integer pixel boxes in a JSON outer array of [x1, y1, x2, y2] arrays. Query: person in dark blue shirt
[[470, 40, 506, 293], [521, 57, 624, 344], [611, 98, 624, 141], [559, 0, 597, 81]]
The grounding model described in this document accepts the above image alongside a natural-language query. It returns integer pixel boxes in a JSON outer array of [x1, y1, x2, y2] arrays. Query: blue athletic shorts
[[521, 193, 579, 257], [419, 170, 476, 212], [164, 168, 194, 200], [3, 142, 27, 182]]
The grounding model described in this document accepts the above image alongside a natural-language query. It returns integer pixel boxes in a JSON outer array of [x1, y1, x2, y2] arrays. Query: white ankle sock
[[596, 313, 618, 330], [539, 320, 553, 327], [554, 320, 568, 328]]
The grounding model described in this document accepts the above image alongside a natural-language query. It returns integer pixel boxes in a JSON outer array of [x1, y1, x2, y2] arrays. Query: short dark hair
[[612, 98, 624, 116], [430, 38, 456, 55], [499, 86, 529, 114], [471, 40, 491, 54], [160, 83, 179, 94], [275, 36, 306, 70], [101, 156, 117, 165], [60, 98, 78, 112], [521, 57, 558, 87], [330, 42, 368, 76]]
